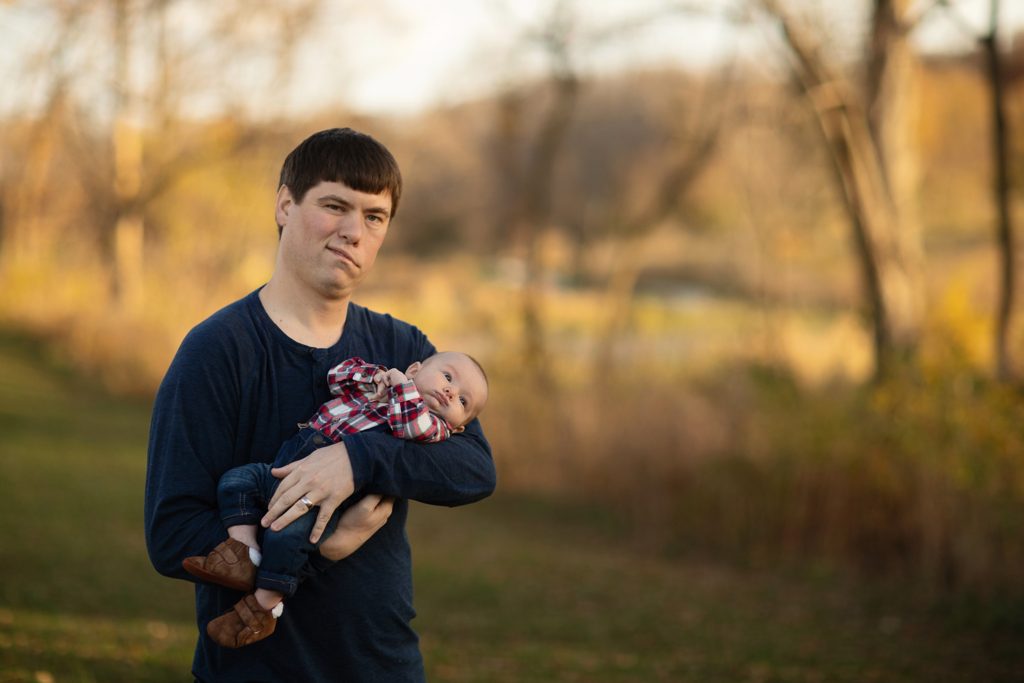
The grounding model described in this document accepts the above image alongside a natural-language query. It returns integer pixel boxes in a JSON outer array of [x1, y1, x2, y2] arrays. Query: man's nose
[[336, 214, 363, 243]]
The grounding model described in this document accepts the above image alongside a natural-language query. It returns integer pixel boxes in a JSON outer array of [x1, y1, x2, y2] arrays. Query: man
[[145, 128, 496, 681]]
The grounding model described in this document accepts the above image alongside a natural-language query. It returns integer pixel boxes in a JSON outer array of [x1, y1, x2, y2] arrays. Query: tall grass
[[489, 359, 1024, 602]]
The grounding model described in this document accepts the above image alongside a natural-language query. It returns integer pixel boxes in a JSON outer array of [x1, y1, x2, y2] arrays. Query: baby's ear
[[405, 361, 422, 377], [451, 425, 465, 434]]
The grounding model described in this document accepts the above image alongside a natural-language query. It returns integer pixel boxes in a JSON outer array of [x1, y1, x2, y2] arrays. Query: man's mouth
[[326, 246, 357, 267]]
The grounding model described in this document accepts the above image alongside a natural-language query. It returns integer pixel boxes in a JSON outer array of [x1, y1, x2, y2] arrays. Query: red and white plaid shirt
[[308, 357, 453, 444]]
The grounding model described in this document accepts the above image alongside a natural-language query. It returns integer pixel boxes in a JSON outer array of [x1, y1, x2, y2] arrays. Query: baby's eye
[[443, 372, 452, 381], [459, 397, 467, 407]]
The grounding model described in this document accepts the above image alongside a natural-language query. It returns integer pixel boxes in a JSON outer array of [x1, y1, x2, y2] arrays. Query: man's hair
[[277, 127, 403, 235]]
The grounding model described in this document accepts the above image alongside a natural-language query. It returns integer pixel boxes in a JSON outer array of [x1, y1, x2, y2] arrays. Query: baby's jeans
[[216, 427, 343, 597]]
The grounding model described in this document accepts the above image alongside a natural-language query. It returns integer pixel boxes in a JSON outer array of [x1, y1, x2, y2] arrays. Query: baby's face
[[407, 352, 488, 431]]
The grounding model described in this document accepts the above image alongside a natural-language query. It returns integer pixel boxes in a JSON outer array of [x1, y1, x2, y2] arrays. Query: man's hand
[[262, 441, 355, 543], [318, 494, 395, 561]]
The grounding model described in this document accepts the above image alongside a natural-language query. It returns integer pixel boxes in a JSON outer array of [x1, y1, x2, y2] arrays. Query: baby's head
[[405, 351, 488, 432]]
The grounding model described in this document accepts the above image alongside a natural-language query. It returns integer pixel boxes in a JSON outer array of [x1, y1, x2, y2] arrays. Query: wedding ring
[[299, 495, 314, 512]]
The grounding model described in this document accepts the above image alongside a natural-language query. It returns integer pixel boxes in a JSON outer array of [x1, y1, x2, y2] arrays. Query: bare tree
[[519, 2, 581, 381], [110, 0, 145, 307], [2, 0, 325, 307], [757, 0, 926, 379], [479, 0, 585, 384], [486, 0, 710, 381], [0, 3, 85, 272], [591, 74, 728, 377], [933, 0, 1018, 380], [982, 0, 1018, 382]]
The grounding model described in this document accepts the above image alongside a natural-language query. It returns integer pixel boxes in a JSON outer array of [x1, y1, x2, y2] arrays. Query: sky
[[300, 0, 1024, 116], [2, 0, 1023, 120]]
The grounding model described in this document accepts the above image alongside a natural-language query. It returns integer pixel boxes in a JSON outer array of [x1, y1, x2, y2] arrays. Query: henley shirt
[[144, 289, 496, 682]]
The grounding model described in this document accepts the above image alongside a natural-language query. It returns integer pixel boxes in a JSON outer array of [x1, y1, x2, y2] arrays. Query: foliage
[[479, 339, 1024, 604]]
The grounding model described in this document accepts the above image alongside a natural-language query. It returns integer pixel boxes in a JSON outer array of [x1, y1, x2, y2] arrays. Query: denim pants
[[217, 427, 342, 597]]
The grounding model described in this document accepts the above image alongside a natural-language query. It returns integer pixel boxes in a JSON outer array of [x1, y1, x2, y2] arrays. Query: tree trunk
[[865, 0, 926, 369], [519, 70, 580, 383], [1, 3, 82, 273], [109, 0, 145, 309], [5, 117, 60, 271], [982, 0, 1017, 381], [762, 0, 923, 379]]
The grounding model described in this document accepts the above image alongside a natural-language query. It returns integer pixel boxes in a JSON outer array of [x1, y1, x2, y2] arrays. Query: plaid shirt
[[308, 357, 453, 444]]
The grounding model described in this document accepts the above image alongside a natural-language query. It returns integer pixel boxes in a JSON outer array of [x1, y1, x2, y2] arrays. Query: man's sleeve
[[341, 332, 496, 506], [144, 327, 240, 580], [344, 418, 495, 506]]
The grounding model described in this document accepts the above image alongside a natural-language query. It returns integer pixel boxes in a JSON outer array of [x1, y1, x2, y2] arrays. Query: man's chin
[[315, 278, 358, 301]]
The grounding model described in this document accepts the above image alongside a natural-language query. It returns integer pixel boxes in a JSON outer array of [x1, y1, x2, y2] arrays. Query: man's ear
[[405, 361, 422, 377], [451, 425, 465, 434], [275, 185, 294, 229]]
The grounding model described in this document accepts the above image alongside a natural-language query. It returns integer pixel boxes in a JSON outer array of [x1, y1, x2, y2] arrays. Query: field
[[0, 330, 1021, 682]]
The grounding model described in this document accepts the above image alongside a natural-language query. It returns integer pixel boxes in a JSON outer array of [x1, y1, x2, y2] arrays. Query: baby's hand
[[370, 368, 409, 401]]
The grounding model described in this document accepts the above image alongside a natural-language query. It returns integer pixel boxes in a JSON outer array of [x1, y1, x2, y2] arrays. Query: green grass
[[0, 330, 1021, 682]]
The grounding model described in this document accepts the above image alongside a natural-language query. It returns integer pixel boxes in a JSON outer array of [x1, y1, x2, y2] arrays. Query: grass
[[0, 330, 1021, 682]]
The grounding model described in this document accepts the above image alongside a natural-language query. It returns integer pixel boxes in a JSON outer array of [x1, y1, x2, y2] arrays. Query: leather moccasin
[[207, 594, 277, 648], [183, 538, 256, 592]]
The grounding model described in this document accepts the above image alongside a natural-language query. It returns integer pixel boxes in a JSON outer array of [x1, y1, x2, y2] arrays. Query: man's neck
[[259, 276, 350, 349]]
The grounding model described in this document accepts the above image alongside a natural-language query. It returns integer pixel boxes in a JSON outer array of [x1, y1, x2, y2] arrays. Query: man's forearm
[[317, 494, 395, 561], [345, 425, 496, 506], [145, 493, 228, 580]]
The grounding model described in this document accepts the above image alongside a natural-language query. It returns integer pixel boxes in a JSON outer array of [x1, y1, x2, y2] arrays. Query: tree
[[981, 0, 1019, 382], [0, 0, 325, 307], [757, 0, 927, 379], [932, 0, 1018, 380], [0, 3, 84, 272], [588, 71, 728, 377], [484, 0, 715, 380], [486, 0, 581, 383], [965, 0, 1015, 381]]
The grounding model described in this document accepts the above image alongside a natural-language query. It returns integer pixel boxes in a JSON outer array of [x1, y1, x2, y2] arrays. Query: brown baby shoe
[[207, 594, 278, 648], [182, 538, 256, 592]]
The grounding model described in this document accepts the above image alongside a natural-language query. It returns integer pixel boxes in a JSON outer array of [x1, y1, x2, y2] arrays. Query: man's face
[[275, 181, 393, 299], [407, 352, 488, 431]]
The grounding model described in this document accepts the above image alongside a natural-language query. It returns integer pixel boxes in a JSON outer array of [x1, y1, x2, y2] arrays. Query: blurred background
[[2, 0, 1024, 680]]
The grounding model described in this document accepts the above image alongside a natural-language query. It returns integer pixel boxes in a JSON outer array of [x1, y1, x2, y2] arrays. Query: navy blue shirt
[[144, 290, 496, 682]]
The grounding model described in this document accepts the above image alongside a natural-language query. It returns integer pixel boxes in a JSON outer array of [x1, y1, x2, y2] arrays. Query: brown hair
[[277, 128, 402, 235]]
